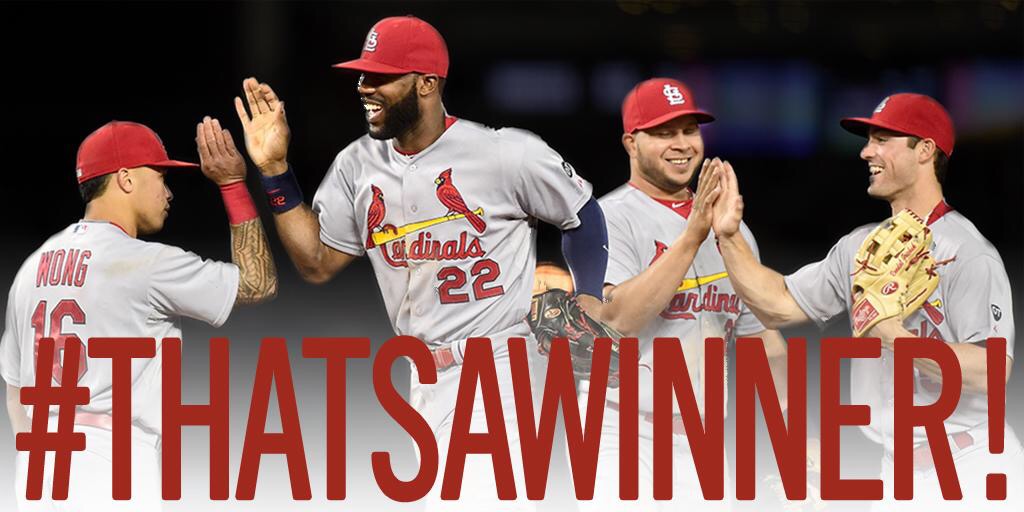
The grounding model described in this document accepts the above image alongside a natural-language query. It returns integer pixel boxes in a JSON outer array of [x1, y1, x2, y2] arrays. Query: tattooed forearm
[[230, 218, 278, 305]]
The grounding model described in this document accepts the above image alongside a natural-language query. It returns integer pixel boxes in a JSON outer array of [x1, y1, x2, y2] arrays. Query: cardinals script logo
[[434, 169, 487, 233], [650, 240, 739, 320], [364, 179, 491, 269]]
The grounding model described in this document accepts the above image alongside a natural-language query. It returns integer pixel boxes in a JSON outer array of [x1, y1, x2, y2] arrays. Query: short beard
[[636, 153, 693, 195], [368, 87, 421, 141]]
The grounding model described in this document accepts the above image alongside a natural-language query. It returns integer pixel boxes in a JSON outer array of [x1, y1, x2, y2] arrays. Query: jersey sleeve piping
[[319, 230, 365, 257], [210, 264, 240, 328]]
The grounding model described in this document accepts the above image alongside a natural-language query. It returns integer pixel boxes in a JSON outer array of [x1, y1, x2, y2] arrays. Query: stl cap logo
[[874, 96, 890, 113], [75, 168, 83, 179], [364, 29, 379, 52], [663, 84, 686, 106]]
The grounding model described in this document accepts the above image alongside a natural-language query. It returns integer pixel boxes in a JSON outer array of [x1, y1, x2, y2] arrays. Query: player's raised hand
[[196, 116, 246, 186], [235, 77, 290, 176], [711, 160, 744, 238], [686, 158, 723, 241]]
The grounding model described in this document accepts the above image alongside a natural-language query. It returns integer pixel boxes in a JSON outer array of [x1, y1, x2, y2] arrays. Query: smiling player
[[587, 78, 789, 510], [712, 93, 1023, 510], [234, 15, 611, 511]]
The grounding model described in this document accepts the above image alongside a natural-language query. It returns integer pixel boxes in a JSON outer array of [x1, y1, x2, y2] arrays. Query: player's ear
[[621, 132, 638, 158], [418, 74, 440, 97], [915, 138, 937, 166], [114, 168, 134, 193]]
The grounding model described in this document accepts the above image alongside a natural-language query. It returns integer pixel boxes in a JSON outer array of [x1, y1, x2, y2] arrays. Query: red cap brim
[[148, 159, 199, 169], [632, 110, 715, 133], [839, 117, 910, 138], [332, 58, 411, 75]]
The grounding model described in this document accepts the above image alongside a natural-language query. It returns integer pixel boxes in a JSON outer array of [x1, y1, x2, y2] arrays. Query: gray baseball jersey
[[784, 202, 1015, 447], [600, 184, 766, 414], [0, 221, 239, 433], [311, 118, 592, 346]]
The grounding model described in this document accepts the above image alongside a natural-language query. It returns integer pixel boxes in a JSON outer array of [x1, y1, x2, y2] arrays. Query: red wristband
[[220, 181, 259, 224]]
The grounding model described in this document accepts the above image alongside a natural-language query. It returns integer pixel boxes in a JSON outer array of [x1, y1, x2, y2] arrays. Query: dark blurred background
[[0, 1, 1021, 510], [0, 0, 1020, 277]]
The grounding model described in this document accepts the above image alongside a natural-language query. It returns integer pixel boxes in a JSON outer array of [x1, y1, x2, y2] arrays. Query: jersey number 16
[[31, 299, 87, 385]]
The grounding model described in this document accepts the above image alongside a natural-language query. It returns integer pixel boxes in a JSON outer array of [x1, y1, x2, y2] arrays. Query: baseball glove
[[850, 209, 939, 337], [528, 288, 623, 387]]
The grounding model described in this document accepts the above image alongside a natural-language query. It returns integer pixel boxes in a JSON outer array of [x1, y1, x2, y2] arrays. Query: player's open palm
[[688, 157, 722, 239], [711, 160, 744, 238], [235, 77, 290, 176], [196, 116, 246, 186]]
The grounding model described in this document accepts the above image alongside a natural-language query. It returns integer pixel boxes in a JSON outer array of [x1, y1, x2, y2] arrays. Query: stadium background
[[0, 1, 1021, 510]]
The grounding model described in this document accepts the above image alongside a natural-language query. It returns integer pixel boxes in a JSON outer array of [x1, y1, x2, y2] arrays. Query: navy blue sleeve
[[560, 196, 609, 299]]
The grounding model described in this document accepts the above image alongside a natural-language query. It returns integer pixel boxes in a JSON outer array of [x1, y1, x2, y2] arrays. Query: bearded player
[[711, 93, 1023, 510], [233, 15, 609, 511], [580, 78, 788, 510], [0, 118, 277, 510]]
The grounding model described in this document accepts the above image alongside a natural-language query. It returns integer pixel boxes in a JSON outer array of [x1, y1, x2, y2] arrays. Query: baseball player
[[576, 78, 789, 511], [233, 15, 610, 511], [710, 93, 1023, 510], [0, 118, 277, 510]]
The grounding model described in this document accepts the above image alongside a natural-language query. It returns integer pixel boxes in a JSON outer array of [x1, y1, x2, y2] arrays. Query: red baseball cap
[[622, 78, 714, 134], [333, 16, 449, 78], [75, 121, 198, 184], [840, 93, 955, 156]]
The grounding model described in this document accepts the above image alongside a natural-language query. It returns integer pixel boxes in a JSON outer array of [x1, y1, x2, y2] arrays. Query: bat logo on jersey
[[365, 182, 490, 269], [650, 240, 740, 320], [921, 298, 945, 325], [364, 29, 379, 52], [435, 169, 487, 233], [663, 84, 686, 106], [906, 298, 946, 339]]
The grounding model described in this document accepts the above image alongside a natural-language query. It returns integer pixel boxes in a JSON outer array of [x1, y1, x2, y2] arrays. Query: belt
[[911, 431, 975, 470], [431, 345, 458, 371], [74, 411, 114, 431], [606, 401, 687, 436]]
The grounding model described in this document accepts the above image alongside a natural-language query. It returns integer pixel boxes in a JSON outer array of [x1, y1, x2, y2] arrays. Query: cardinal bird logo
[[650, 240, 670, 265], [434, 168, 486, 233], [365, 184, 386, 249]]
